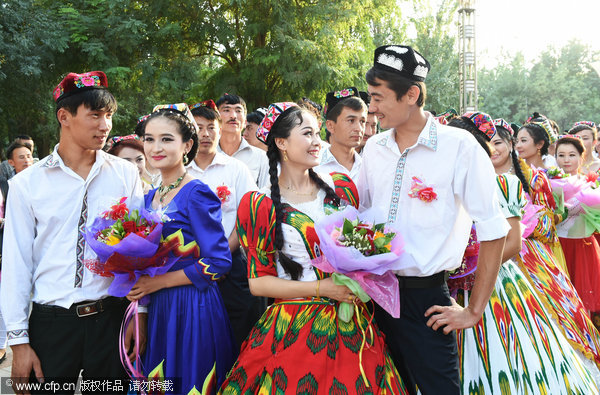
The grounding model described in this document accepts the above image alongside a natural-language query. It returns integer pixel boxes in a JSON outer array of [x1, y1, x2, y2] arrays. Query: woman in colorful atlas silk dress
[[219, 103, 407, 394], [511, 122, 600, 381], [127, 104, 236, 394], [553, 136, 600, 323], [448, 113, 599, 394]]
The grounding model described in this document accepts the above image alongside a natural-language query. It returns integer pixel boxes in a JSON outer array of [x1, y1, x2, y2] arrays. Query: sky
[[475, 0, 600, 68]]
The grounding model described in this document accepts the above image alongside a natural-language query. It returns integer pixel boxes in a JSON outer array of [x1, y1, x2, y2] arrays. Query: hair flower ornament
[[408, 176, 437, 203]]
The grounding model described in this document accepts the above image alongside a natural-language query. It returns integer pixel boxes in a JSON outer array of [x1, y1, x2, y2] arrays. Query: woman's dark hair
[[266, 106, 340, 280], [142, 110, 198, 164], [55, 89, 118, 124], [556, 136, 585, 156], [246, 111, 264, 126], [495, 126, 531, 195], [365, 67, 426, 107], [447, 117, 492, 157], [568, 124, 597, 141], [107, 138, 144, 157], [519, 122, 549, 157]]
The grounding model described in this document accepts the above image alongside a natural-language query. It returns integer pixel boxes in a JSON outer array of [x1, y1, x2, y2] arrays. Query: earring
[[183, 153, 189, 165], [282, 150, 288, 162]]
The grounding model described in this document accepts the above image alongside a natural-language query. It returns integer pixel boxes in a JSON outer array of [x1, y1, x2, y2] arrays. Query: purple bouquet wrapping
[[83, 197, 179, 297], [312, 206, 411, 318]]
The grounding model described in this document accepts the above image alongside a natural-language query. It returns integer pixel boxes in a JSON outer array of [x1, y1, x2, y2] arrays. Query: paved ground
[[0, 348, 13, 394]]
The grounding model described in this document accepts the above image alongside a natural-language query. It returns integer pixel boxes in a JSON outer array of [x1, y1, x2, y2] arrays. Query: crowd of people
[[1, 43, 600, 394]]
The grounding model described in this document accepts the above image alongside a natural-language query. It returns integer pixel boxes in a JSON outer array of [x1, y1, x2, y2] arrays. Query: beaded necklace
[[158, 172, 186, 203]]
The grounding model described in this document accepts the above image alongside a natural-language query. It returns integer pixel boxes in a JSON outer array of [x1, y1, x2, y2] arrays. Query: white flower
[[387, 46, 409, 55], [414, 65, 428, 79]]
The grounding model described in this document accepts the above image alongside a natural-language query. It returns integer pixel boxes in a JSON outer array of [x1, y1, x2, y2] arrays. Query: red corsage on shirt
[[408, 176, 437, 202], [216, 185, 231, 204]]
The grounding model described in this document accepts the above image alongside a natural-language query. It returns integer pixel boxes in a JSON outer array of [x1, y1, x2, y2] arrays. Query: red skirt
[[560, 236, 600, 311], [218, 299, 407, 394]]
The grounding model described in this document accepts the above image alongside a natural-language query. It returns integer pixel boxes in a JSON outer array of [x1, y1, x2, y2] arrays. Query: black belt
[[396, 271, 448, 289], [32, 297, 125, 318]]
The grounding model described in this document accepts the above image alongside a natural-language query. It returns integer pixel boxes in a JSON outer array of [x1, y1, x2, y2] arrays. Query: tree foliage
[[479, 41, 600, 131], [0, 0, 462, 157]]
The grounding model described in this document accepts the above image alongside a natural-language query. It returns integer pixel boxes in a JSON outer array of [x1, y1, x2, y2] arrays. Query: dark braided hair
[[142, 109, 199, 164], [266, 106, 340, 280], [495, 125, 531, 195], [447, 117, 492, 157]]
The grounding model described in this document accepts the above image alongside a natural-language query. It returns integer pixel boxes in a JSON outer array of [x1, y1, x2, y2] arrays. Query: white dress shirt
[[1, 146, 143, 345], [357, 115, 510, 277], [187, 152, 258, 236], [218, 138, 269, 188], [314, 146, 362, 184]]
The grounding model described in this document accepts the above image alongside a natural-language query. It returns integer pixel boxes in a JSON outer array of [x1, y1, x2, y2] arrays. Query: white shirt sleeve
[[454, 140, 510, 241], [1, 178, 35, 345], [236, 163, 258, 206]]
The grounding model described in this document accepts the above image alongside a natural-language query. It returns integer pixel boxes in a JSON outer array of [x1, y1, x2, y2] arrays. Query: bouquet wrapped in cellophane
[[312, 206, 411, 322], [84, 197, 180, 388]]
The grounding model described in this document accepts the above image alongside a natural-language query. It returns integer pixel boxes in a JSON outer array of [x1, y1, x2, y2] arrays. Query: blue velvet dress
[[143, 180, 236, 394]]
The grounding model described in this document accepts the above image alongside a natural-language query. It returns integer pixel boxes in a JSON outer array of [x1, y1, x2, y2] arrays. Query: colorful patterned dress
[[515, 161, 600, 372], [144, 180, 237, 394], [455, 174, 599, 394], [219, 173, 407, 394]]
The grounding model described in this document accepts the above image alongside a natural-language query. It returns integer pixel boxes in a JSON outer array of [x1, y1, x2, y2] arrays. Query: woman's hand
[[319, 277, 356, 303], [127, 275, 165, 301]]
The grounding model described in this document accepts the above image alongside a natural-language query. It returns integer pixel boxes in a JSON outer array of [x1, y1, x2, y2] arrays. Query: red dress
[[219, 173, 407, 394]]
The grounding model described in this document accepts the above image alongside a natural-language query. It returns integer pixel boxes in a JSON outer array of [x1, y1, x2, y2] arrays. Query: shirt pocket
[[407, 187, 447, 229]]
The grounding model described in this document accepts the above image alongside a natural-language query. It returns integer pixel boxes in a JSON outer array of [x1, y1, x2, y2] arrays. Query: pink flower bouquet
[[312, 206, 408, 321]]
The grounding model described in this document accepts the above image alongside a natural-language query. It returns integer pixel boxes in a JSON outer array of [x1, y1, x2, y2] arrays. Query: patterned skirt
[[457, 260, 598, 394], [560, 236, 600, 312], [516, 237, 600, 369], [218, 299, 407, 394]]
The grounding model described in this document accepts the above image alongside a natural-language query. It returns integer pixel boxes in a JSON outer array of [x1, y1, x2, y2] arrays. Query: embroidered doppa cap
[[191, 100, 218, 112], [493, 118, 515, 137], [462, 111, 497, 141], [524, 114, 557, 144], [434, 108, 458, 125], [256, 102, 298, 144], [151, 103, 199, 133], [53, 71, 108, 102], [324, 87, 360, 117], [373, 45, 430, 82]]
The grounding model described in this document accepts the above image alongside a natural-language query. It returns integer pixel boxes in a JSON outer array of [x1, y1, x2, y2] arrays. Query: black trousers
[[374, 282, 460, 395], [28, 299, 128, 394], [218, 249, 266, 349]]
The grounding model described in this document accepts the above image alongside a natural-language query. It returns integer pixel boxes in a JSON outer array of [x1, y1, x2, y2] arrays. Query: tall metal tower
[[458, 0, 477, 113]]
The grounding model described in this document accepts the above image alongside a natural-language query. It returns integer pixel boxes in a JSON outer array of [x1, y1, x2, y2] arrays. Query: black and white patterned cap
[[373, 45, 431, 82]]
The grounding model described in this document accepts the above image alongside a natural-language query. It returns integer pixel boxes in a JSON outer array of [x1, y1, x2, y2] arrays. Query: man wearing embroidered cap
[[357, 45, 509, 394], [1, 71, 144, 391], [315, 87, 367, 183]]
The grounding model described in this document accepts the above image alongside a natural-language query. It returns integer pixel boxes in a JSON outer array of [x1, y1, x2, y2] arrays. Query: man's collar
[[42, 144, 107, 169]]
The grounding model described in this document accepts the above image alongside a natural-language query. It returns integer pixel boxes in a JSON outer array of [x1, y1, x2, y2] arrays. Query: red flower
[[122, 220, 137, 234], [418, 187, 437, 202], [216, 185, 231, 204], [103, 197, 129, 220], [586, 171, 599, 183]]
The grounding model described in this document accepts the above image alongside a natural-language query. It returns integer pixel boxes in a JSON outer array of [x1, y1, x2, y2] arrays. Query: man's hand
[[424, 298, 481, 335], [124, 313, 147, 362], [11, 343, 44, 395]]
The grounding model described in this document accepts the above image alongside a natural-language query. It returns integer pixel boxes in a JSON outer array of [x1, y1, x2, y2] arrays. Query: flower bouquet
[[84, 197, 180, 387], [312, 206, 411, 323]]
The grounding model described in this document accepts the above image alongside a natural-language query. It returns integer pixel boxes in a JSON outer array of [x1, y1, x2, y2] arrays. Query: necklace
[[284, 182, 316, 196], [158, 172, 186, 203]]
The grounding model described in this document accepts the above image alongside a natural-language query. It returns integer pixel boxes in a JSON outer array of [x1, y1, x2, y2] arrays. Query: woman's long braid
[[267, 140, 303, 280], [511, 148, 531, 195], [308, 169, 340, 207]]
